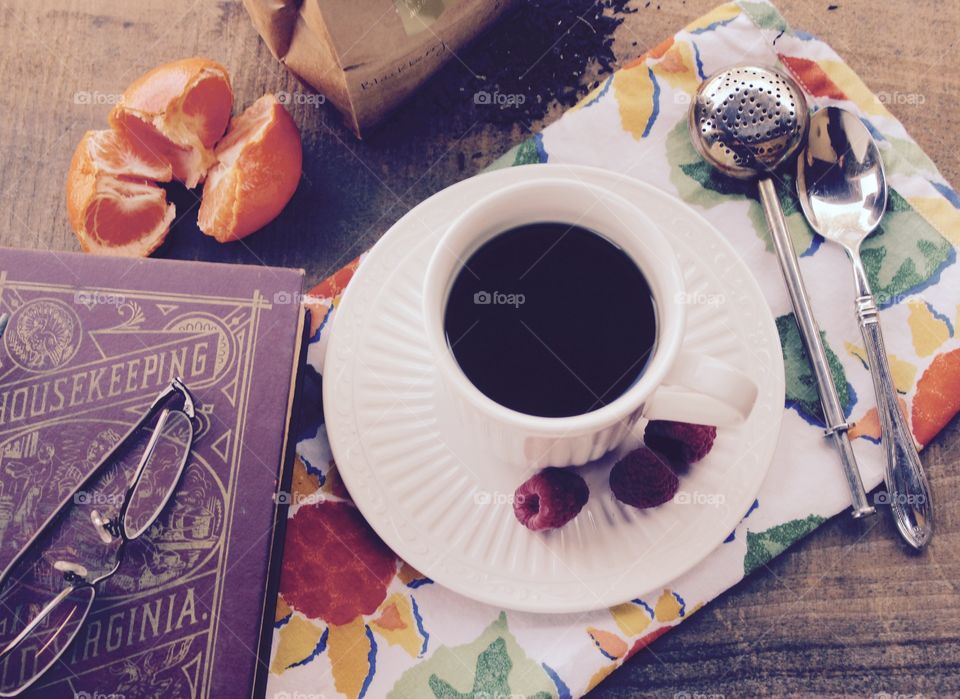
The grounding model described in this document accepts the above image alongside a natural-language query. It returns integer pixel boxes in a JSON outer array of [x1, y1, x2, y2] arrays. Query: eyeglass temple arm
[[0, 379, 193, 587]]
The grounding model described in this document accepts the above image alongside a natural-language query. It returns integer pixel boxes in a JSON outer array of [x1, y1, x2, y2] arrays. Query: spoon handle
[[758, 178, 875, 518], [855, 290, 934, 548]]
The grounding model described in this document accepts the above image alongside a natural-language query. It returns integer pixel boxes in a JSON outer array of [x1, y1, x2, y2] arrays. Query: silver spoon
[[797, 106, 933, 549], [689, 66, 875, 519]]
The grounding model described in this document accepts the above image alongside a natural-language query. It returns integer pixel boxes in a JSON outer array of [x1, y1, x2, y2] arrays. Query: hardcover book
[[0, 248, 306, 698]]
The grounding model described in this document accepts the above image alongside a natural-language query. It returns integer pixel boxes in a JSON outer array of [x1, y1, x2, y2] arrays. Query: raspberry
[[513, 467, 589, 531], [644, 420, 717, 464], [609, 447, 679, 509]]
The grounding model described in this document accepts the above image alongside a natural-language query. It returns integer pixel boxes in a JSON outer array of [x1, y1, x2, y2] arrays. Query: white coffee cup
[[422, 177, 757, 469]]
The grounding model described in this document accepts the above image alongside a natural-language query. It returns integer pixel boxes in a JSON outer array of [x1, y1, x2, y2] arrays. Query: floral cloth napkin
[[266, 1, 960, 697]]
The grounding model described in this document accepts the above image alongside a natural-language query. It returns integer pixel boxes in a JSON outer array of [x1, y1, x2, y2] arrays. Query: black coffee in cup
[[443, 222, 657, 418]]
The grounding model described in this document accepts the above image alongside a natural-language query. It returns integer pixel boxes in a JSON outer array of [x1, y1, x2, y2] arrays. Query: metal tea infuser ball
[[688, 65, 876, 520]]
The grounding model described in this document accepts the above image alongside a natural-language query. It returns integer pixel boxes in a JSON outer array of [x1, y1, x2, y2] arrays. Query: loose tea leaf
[[427, 0, 637, 125]]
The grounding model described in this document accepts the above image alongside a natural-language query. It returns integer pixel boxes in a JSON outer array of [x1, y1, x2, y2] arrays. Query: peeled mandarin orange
[[66, 129, 176, 257], [198, 94, 302, 243], [110, 57, 233, 188], [67, 60, 301, 255]]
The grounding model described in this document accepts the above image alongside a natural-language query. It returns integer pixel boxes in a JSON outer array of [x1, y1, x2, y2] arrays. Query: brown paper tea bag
[[243, 0, 515, 136]]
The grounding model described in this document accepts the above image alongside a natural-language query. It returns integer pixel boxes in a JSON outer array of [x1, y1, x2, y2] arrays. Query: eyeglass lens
[[123, 409, 193, 541], [0, 584, 94, 694]]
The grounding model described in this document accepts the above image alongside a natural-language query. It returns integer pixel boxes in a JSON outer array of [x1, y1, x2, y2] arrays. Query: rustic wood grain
[[0, 1, 957, 697]]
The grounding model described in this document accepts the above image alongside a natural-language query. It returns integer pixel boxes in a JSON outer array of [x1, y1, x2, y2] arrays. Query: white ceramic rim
[[421, 178, 687, 437]]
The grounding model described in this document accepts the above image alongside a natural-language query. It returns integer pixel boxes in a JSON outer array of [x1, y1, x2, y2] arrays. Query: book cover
[[0, 248, 306, 698]]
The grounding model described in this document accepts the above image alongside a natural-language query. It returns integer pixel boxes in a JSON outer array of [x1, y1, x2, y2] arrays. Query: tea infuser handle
[[643, 352, 758, 427], [759, 177, 875, 519]]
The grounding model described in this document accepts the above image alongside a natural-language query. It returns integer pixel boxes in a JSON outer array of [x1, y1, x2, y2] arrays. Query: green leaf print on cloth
[[389, 613, 557, 699], [744, 514, 826, 576], [511, 135, 548, 166], [882, 135, 942, 180], [487, 135, 549, 170], [666, 120, 817, 256], [777, 313, 852, 425], [428, 638, 552, 699], [859, 189, 954, 307], [738, 0, 791, 32]]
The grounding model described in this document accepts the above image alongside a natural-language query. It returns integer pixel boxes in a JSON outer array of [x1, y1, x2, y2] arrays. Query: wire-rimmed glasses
[[0, 378, 197, 696]]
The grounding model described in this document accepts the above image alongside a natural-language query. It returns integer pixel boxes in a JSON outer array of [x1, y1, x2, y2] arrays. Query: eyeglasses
[[0, 379, 197, 696]]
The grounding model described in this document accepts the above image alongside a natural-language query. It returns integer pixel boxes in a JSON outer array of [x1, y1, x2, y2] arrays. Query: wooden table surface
[[2, 1, 958, 696]]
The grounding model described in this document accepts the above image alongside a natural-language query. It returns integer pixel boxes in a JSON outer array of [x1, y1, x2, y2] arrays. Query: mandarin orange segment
[[78, 128, 173, 182], [198, 94, 302, 243], [110, 57, 233, 188], [112, 113, 214, 190], [66, 130, 176, 257]]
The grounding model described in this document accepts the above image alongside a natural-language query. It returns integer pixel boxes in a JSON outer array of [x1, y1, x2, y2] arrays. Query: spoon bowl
[[797, 107, 887, 250]]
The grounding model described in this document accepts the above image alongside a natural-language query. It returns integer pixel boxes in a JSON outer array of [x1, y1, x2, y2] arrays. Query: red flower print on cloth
[[280, 500, 397, 625]]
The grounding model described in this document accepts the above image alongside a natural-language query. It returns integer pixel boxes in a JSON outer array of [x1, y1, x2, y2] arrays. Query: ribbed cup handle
[[643, 352, 758, 426]]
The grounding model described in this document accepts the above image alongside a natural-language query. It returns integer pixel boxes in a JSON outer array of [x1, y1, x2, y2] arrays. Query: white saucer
[[323, 164, 784, 614]]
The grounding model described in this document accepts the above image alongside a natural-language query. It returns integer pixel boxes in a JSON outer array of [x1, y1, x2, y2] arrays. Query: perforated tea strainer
[[689, 65, 807, 177]]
